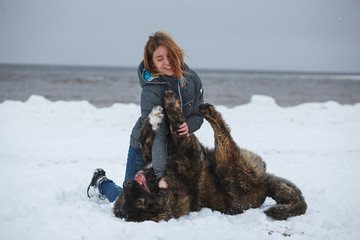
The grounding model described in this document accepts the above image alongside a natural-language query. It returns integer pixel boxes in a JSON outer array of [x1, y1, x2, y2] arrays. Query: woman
[[87, 31, 204, 202]]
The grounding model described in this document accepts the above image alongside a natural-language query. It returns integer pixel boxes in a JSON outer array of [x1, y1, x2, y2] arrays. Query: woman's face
[[151, 45, 175, 77]]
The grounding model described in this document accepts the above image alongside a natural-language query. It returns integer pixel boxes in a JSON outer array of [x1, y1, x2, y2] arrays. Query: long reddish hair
[[144, 31, 185, 80]]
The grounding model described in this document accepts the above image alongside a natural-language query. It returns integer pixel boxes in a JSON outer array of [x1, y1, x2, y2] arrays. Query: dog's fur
[[113, 90, 307, 222]]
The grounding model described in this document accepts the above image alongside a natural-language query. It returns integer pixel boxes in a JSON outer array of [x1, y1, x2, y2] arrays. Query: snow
[[1, 95, 360, 239]]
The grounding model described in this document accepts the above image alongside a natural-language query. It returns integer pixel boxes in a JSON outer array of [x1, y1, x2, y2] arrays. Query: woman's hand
[[178, 122, 190, 137], [158, 177, 168, 189]]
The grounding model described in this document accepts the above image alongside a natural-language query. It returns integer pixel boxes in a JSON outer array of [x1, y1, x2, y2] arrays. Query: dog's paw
[[149, 106, 164, 131], [163, 90, 181, 114], [164, 90, 177, 100], [199, 103, 215, 118]]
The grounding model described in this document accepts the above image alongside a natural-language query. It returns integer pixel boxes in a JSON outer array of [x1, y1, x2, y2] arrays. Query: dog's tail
[[264, 173, 307, 220]]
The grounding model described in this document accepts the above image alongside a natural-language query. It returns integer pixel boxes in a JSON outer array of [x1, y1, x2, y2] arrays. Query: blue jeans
[[100, 146, 143, 202]]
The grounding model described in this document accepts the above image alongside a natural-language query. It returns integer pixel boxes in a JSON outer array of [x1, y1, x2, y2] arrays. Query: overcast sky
[[0, 0, 359, 73]]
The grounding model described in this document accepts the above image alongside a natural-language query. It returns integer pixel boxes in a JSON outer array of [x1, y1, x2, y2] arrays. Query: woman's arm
[[140, 85, 168, 180], [139, 86, 163, 123]]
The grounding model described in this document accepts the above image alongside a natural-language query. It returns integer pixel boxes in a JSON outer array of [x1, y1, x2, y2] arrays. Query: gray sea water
[[1, 64, 360, 107]]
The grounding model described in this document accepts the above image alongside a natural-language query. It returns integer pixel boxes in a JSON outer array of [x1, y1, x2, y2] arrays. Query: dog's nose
[[123, 179, 134, 189]]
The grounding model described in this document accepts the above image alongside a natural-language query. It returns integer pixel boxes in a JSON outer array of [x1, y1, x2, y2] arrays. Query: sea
[[1, 64, 360, 108]]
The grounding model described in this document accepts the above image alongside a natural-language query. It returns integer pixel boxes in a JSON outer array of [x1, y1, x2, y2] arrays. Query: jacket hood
[[137, 61, 168, 88]]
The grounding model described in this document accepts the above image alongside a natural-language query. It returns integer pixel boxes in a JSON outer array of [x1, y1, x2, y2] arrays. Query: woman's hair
[[144, 31, 185, 80]]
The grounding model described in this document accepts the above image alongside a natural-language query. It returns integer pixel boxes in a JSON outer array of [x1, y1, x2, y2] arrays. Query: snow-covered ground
[[1, 95, 359, 240]]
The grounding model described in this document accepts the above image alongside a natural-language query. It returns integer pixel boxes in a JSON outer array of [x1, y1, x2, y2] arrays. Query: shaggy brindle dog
[[114, 91, 307, 222]]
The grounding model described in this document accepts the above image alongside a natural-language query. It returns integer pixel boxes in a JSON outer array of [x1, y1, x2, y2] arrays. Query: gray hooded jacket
[[130, 61, 204, 179]]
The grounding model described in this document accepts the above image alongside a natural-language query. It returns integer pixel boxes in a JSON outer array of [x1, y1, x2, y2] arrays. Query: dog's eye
[[136, 198, 145, 206]]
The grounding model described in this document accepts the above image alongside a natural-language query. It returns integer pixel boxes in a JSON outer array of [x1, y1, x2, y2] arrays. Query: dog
[[113, 90, 307, 222]]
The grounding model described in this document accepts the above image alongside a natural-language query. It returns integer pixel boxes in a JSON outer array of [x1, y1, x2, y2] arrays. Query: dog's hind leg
[[199, 103, 265, 188], [199, 103, 230, 136], [264, 173, 307, 220], [198, 103, 237, 159]]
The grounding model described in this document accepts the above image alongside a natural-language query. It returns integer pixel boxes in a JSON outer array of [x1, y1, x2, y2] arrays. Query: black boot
[[87, 168, 108, 201]]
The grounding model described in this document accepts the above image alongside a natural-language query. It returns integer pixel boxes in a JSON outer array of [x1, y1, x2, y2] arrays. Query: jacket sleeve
[[140, 85, 168, 179], [151, 120, 168, 179], [139, 86, 163, 123]]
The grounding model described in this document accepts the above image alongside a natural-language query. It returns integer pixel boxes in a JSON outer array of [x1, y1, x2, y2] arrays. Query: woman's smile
[[152, 45, 175, 77]]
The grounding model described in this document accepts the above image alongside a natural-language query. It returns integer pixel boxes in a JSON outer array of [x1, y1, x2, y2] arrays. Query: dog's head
[[113, 179, 166, 222]]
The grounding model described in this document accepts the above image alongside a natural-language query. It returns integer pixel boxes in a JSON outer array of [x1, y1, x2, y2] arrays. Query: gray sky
[[1, 0, 359, 73]]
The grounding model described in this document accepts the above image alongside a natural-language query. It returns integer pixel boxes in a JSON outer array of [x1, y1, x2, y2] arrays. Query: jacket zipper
[[177, 81, 183, 111]]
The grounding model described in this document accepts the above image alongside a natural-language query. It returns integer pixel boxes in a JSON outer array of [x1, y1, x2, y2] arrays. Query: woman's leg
[[100, 146, 144, 202], [125, 146, 144, 180], [99, 179, 122, 203]]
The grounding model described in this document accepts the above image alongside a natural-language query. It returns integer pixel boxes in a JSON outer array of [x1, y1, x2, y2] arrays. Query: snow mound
[[250, 94, 278, 106]]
